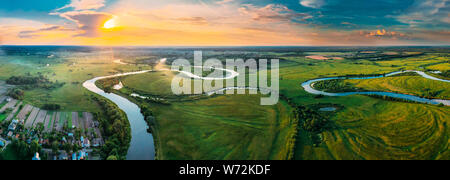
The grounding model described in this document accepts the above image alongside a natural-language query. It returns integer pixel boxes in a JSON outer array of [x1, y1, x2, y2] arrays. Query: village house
[[8, 119, 19, 131]]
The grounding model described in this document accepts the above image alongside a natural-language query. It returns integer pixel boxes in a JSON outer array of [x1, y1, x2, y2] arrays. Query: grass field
[[275, 53, 450, 160], [0, 48, 448, 160], [149, 94, 295, 160], [66, 112, 72, 128], [343, 75, 450, 99], [426, 62, 450, 71], [0, 100, 7, 110], [106, 51, 450, 160], [294, 99, 449, 160], [119, 70, 176, 96], [59, 112, 66, 125], [0, 113, 7, 123], [115, 68, 296, 159], [47, 112, 54, 129], [0, 53, 150, 112]]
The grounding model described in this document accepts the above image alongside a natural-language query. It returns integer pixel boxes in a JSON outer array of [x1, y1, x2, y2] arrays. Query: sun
[[103, 18, 117, 29]]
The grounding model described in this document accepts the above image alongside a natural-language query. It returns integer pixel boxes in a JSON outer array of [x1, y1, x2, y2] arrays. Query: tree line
[[92, 96, 131, 160], [314, 79, 363, 93], [6, 75, 65, 90]]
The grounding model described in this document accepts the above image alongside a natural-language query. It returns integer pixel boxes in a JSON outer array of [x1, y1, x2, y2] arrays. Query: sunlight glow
[[103, 18, 116, 29]]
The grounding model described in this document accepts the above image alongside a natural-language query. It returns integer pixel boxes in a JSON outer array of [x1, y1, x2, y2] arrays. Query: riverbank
[[83, 70, 155, 160], [82, 58, 245, 159], [87, 58, 296, 160], [302, 70, 450, 106]]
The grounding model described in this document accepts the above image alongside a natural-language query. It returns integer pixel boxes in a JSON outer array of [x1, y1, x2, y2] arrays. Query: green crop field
[[0, 113, 7, 123]]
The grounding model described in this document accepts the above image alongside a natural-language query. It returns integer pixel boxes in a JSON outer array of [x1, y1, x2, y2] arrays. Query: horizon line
[[1, 44, 449, 48]]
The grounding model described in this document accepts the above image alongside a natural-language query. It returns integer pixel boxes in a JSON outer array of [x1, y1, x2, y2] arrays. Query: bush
[[294, 106, 331, 133], [8, 88, 25, 100], [42, 104, 61, 111], [441, 70, 450, 78], [6, 75, 64, 90], [314, 79, 362, 93]]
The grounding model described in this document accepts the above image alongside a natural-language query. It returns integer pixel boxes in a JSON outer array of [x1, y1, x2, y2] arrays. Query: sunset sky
[[0, 0, 449, 46]]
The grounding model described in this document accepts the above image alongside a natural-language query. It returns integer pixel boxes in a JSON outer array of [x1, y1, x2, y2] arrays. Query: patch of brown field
[[360, 51, 377, 54], [306, 55, 329, 60], [404, 52, 423, 55], [383, 52, 399, 55]]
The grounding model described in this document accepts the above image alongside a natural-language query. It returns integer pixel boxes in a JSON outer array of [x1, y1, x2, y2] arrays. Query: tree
[[63, 143, 73, 155], [42, 104, 61, 111], [106, 155, 118, 160], [51, 141, 60, 155], [7, 88, 25, 100], [72, 143, 80, 153], [30, 140, 41, 156]]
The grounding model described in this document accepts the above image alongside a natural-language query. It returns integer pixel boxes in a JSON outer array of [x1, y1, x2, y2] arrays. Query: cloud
[[411, 30, 450, 44], [394, 0, 449, 28], [3, 0, 447, 46], [18, 25, 74, 38], [216, 0, 234, 5], [359, 29, 409, 39], [176, 17, 208, 25], [50, 0, 112, 37], [56, 0, 106, 11], [239, 4, 311, 23], [300, 0, 325, 9], [58, 11, 113, 37], [341, 22, 358, 28]]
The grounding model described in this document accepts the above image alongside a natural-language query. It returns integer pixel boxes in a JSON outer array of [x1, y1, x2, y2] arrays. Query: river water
[[83, 70, 155, 160], [82, 59, 240, 160], [302, 71, 450, 106]]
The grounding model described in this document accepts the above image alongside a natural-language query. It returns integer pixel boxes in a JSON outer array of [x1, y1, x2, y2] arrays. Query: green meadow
[[114, 68, 296, 160], [107, 51, 448, 160], [344, 75, 450, 99], [0, 54, 148, 112], [273, 52, 449, 160], [150, 95, 295, 160], [0, 49, 448, 160]]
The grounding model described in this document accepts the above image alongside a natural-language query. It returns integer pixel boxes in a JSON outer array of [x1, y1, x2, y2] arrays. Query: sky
[[0, 0, 449, 46]]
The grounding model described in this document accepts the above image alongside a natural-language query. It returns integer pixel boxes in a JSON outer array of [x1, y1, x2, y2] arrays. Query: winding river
[[84, 59, 449, 160], [302, 70, 450, 106], [82, 59, 239, 160], [83, 70, 155, 160]]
